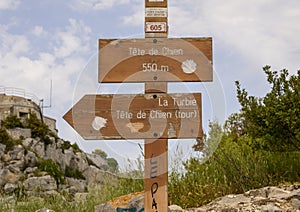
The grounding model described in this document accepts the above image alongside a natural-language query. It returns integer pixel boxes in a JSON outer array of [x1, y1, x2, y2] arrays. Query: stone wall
[[6, 128, 32, 140]]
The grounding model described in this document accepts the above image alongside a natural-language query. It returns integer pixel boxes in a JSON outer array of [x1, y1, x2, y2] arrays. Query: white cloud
[[0, 19, 92, 120], [122, 4, 143, 27], [0, 0, 20, 10], [54, 19, 91, 58], [70, 0, 130, 11], [0, 28, 30, 56], [167, 0, 300, 72], [31, 26, 47, 37]]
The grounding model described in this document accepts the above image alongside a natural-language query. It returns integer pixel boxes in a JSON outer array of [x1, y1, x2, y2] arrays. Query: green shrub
[[65, 165, 85, 180], [2, 115, 23, 129], [61, 141, 82, 153], [25, 113, 49, 139], [0, 128, 22, 151], [37, 159, 65, 185], [168, 121, 300, 208], [107, 158, 119, 173]]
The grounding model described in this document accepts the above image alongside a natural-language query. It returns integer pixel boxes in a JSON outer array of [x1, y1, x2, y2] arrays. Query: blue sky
[[1, 0, 300, 168]]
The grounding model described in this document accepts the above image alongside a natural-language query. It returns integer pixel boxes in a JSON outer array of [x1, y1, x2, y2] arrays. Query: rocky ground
[[95, 185, 300, 212]]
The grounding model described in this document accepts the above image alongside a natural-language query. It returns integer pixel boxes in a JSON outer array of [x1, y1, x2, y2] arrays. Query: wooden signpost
[[63, 0, 212, 211], [63, 93, 202, 140]]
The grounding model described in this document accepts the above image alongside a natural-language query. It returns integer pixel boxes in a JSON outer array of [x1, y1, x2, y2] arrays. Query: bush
[[236, 66, 300, 151], [37, 159, 65, 185], [2, 115, 23, 129], [61, 141, 82, 153], [168, 123, 300, 208], [0, 128, 22, 151], [25, 113, 49, 139], [65, 165, 85, 180]]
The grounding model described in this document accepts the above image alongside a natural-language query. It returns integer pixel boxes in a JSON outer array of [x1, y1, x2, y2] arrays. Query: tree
[[107, 158, 119, 173], [92, 149, 108, 159], [236, 66, 300, 151], [193, 121, 223, 159]]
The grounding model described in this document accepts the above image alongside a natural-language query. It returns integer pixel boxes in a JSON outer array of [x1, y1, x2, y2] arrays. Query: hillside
[[0, 113, 115, 199]]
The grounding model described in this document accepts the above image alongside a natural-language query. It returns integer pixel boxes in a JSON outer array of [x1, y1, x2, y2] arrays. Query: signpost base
[[145, 139, 168, 212]]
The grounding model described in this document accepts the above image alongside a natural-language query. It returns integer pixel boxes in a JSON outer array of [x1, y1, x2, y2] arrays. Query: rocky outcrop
[[0, 129, 115, 196], [191, 185, 300, 211]]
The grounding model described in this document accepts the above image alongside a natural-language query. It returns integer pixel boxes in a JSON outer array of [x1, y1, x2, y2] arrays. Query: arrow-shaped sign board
[[63, 93, 202, 140], [98, 38, 212, 83]]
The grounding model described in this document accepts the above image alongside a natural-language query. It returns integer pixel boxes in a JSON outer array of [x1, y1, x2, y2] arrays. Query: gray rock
[[267, 186, 290, 199], [291, 198, 300, 209], [70, 152, 89, 172], [4, 183, 18, 193], [7, 160, 24, 174], [128, 193, 144, 212], [24, 166, 38, 174], [84, 165, 105, 186], [94, 203, 115, 212], [169, 205, 186, 212], [86, 153, 108, 168], [32, 140, 45, 157], [24, 151, 38, 167], [0, 169, 19, 186], [0, 143, 6, 155], [191, 185, 300, 212], [22, 138, 36, 149], [9, 145, 24, 160], [23, 175, 57, 192], [65, 177, 87, 193], [261, 203, 283, 212]]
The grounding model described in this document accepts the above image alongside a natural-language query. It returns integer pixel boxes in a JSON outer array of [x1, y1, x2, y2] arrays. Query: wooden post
[[144, 83, 168, 212], [144, 0, 168, 211]]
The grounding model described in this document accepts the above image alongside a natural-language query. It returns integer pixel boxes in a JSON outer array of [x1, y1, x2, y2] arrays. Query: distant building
[[0, 87, 57, 134]]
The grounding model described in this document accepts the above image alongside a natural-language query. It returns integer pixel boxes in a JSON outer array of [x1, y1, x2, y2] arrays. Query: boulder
[[23, 175, 57, 192], [7, 160, 24, 174], [22, 138, 36, 149], [24, 151, 38, 167], [95, 203, 115, 212], [86, 153, 108, 168], [9, 145, 24, 160], [83, 165, 106, 186], [0, 168, 19, 186], [3, 183, 18, 193], [69, 152, 89, 172], [65, 177, 87, 193], [31, 139, 45, 157]]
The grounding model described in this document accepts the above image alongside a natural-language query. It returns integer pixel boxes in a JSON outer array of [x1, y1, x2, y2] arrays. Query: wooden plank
[[98, 38, 212, 83], [63, 93, 202, 140], [144, 82, 167, 93], [145, 0, 167, 7]]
